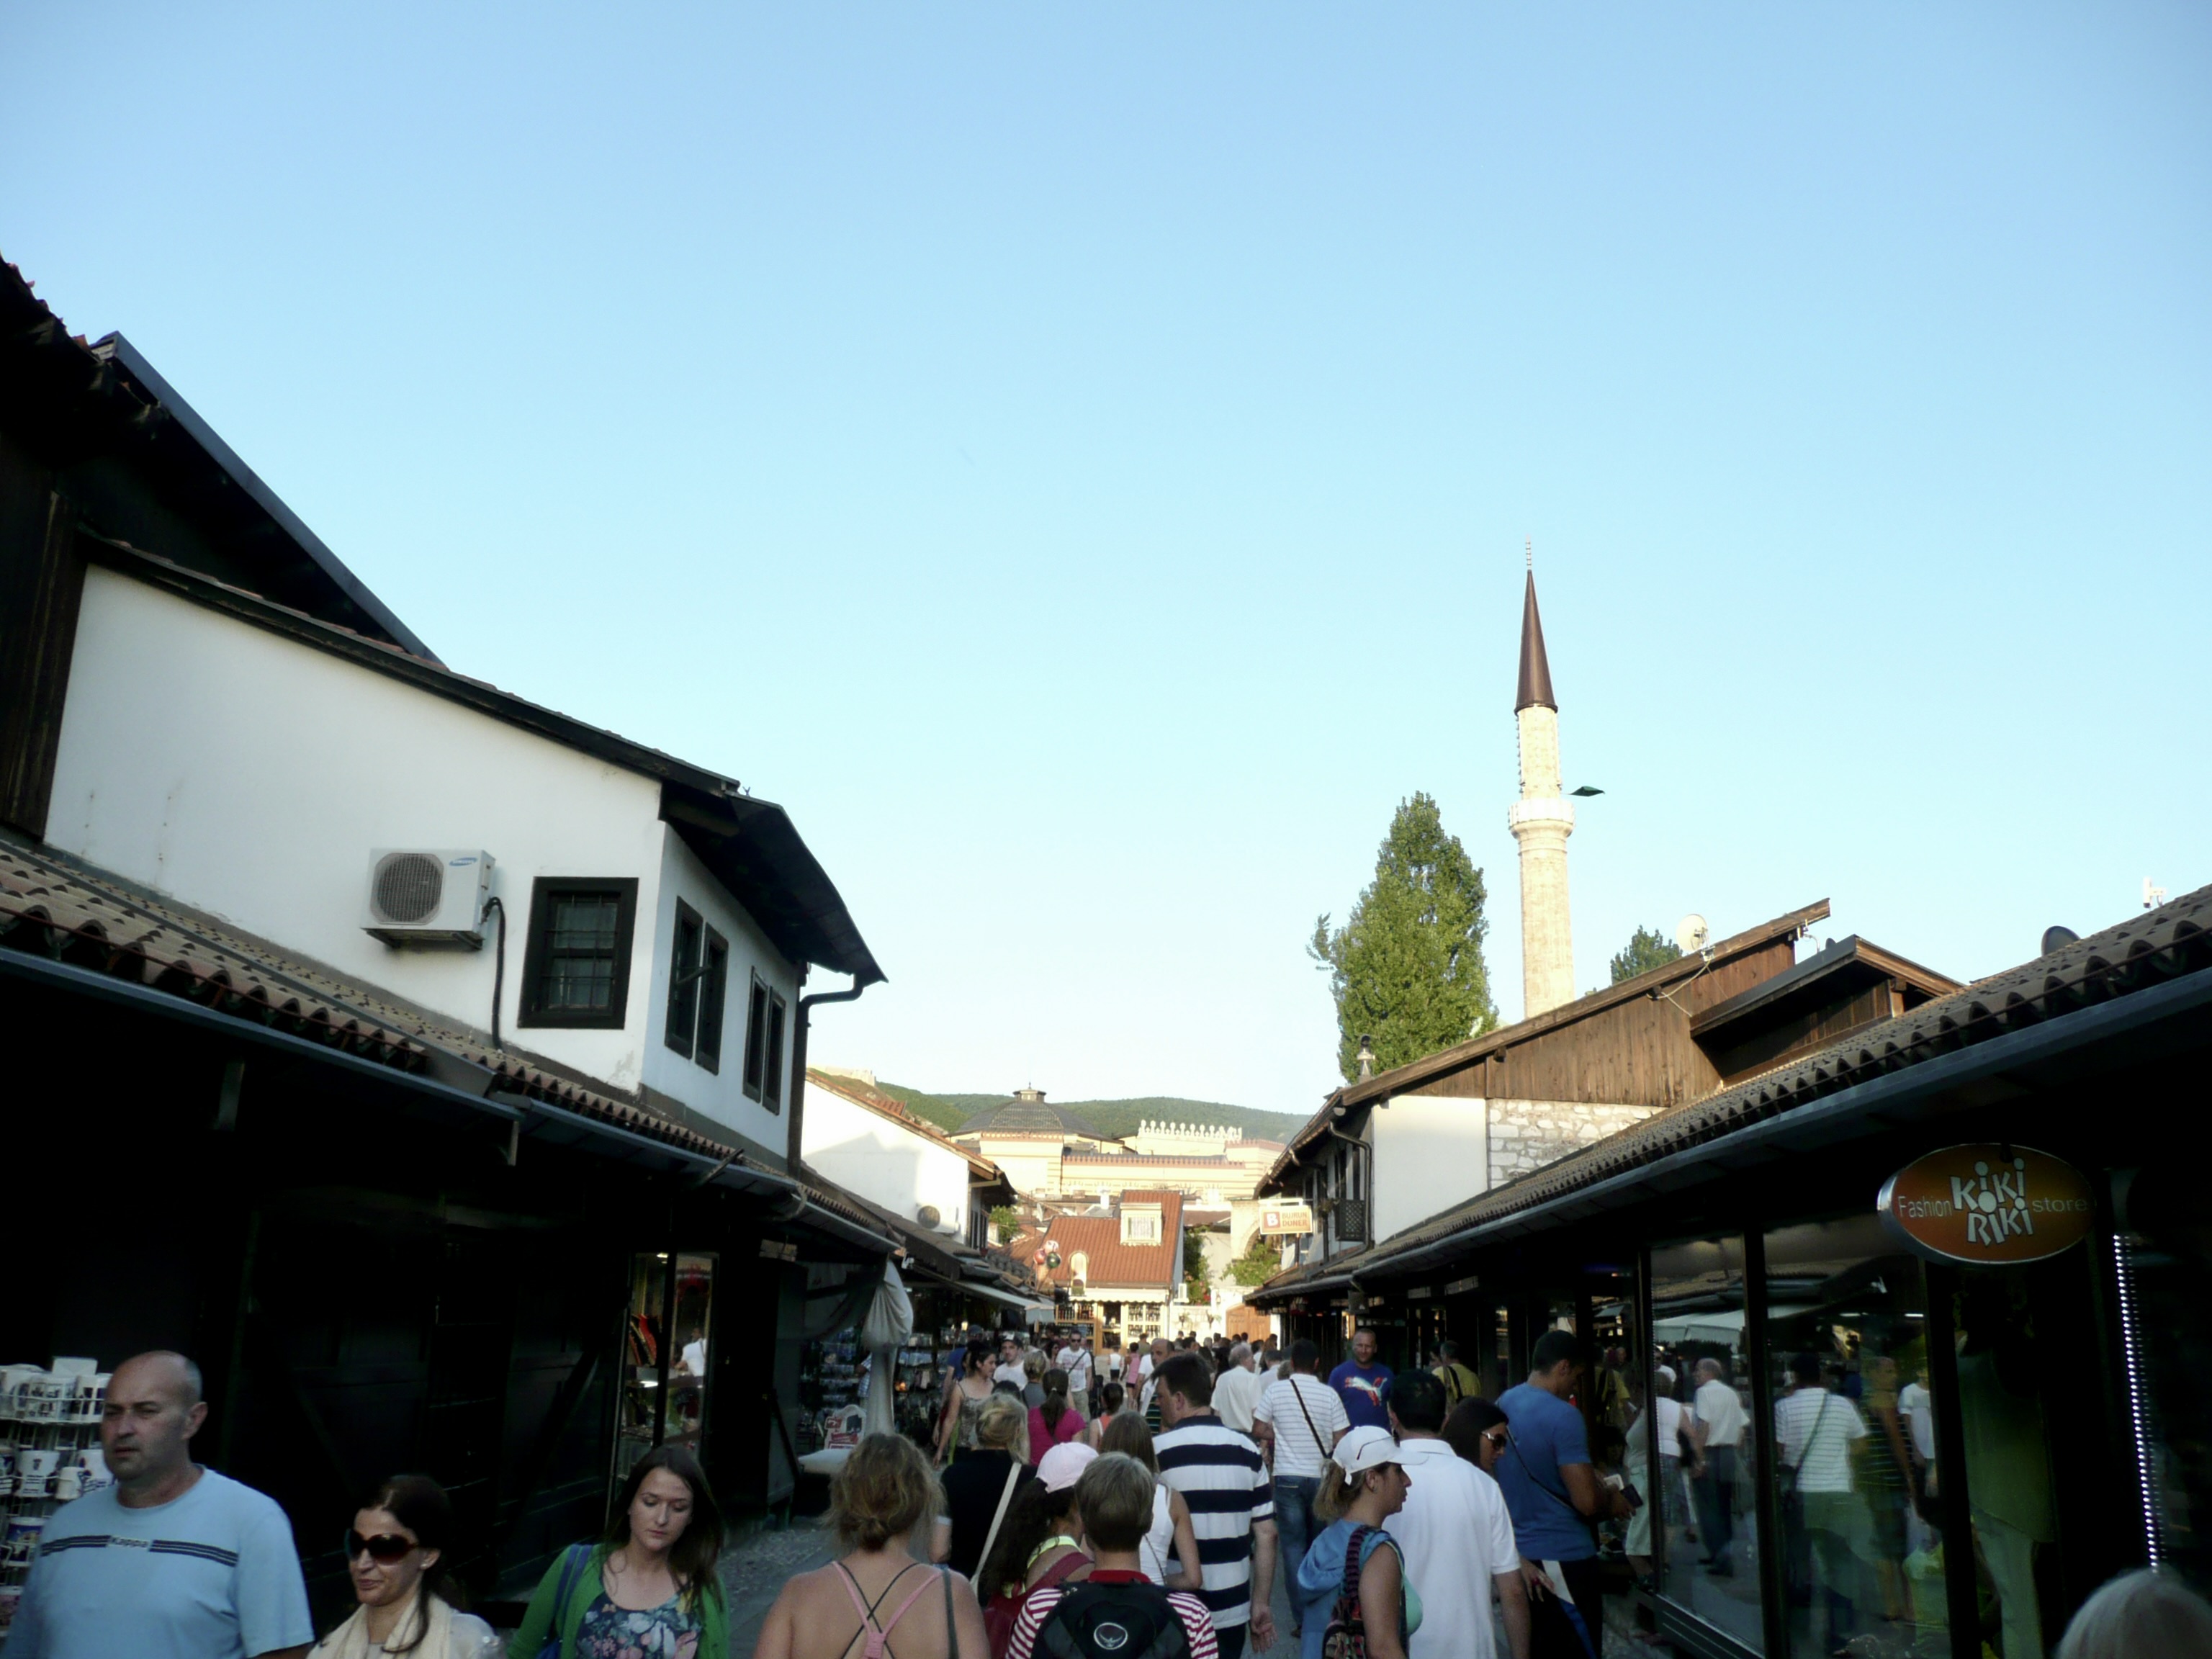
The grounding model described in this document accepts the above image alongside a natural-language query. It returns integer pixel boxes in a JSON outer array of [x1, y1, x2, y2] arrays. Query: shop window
[[1650, 1234, 1763, 1652], [1762, 1214, 1936, 1659], [613, 1251, 716, 1486]]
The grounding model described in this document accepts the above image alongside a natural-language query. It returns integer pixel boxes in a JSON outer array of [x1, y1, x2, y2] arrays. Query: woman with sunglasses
[[312, 1475, 501, 1658], [1442, 1397, 1512, 1477], [509, 1444, 727, 1659]]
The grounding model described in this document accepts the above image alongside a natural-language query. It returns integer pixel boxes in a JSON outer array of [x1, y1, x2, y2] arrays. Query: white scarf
[[310, 1589, 457, 1659]]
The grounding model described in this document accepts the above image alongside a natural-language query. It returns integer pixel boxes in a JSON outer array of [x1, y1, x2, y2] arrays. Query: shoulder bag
[[535, 1542, 590, 1659], [1288, 1377, 1329, 1469]]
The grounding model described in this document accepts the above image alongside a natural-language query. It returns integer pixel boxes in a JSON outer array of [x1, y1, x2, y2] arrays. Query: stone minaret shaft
[[1508, 568, 1575, 1017]]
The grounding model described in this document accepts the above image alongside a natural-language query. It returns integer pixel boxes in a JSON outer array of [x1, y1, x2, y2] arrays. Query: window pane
[[763, 995, 786, 1108], [743, 981, 768, 1094], [665, 908, 701, 1054], [1652, 1234, 1763, 1650], [696, 935, 727, 1067], [1763, 1215, 1945, 1659], [1954, 1270, 2056, 1659]]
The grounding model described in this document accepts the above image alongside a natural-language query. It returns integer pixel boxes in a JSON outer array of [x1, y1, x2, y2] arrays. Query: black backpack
[[1035, 1581, 1193, 1659]]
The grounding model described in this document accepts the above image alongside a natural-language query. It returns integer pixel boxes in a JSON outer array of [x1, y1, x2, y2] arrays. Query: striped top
[[1253, 1375, 1349, 1478], [1154, 1414, 1273, 1629], [1006, 1574, 1218, 1659], [1774, 1387, 1866, 1494]]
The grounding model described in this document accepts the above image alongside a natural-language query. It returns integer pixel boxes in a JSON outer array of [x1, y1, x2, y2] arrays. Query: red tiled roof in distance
[[1033, 1191, 1184, 1294]]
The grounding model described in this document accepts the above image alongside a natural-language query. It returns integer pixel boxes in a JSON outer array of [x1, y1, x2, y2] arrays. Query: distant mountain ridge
[[871, 1082, 1305, 1146]]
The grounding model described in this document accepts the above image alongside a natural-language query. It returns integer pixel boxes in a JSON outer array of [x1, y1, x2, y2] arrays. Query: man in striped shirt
[[1152, 1352, 1279, 1659]]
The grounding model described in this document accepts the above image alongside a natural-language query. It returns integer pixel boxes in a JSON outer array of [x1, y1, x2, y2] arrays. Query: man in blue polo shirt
[[1494, 1331, 1632, 1659], [1326, 1326, 1394, 1431], [11, 1351, 312, 1659]]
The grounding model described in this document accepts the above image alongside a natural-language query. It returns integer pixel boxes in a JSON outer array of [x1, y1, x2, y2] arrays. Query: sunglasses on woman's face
[[346, 1531, 418, 1563], [1483, 1429, 1510, 1450]]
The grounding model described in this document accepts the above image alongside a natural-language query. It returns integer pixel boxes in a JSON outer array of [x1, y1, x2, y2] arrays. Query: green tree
[[1309, 793, 1496, 1082], [1610, 925, 1683, 984], [1228, 1231, 1282, 1287], [989, 1204, 1020, 1243], [1182, 1230, 1210, 1300]]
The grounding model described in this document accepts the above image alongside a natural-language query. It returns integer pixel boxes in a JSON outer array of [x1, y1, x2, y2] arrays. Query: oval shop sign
[[1876, 1143, 2096, 1264]]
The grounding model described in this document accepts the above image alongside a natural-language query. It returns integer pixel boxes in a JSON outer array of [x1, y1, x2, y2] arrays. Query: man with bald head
[[11, 1350, 312, 1659]]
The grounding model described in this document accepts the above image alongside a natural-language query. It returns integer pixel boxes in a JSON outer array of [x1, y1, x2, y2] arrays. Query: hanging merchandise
[[860, 1259, 917, 1439], [1, 1359, 118, 1643]]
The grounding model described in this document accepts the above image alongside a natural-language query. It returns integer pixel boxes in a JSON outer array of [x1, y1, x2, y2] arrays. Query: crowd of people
[[12, 1332, 2212, 1659]]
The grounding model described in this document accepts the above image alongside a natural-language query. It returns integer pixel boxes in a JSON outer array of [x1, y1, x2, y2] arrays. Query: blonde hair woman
[[755, 1434, 987, 1659], [1095, 1416, 1201, 1591], [940, 1395, 1035, 1581], [1290, 1427, 1419, 1659]]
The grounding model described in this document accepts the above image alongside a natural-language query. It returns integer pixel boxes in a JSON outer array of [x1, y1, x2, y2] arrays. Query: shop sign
[[1259, 1202, 1315, 1236], [1442, 1274, 1480, 1297], [1876, 1144, 2096, 1264], [1406, 1285, 1432, 1301], [823, 1403, 865, 1450]]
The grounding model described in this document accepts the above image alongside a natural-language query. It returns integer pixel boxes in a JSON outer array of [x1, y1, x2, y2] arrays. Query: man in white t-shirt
[[1774, 1353, 1869, 1650], [1057, 1336, 1094, 1417], [1250, 1339, 1349, 1640], [1389, 1370, 1530, 1659], [1211, 1343, 1267, 1436], [1688, 1356, 1748, 1576], [994, 1334, 1028, 1390]]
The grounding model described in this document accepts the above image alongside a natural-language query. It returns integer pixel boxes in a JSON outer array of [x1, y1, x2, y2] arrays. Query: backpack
[[1035, 1581, 1193, 1659], [1319, 1527, 1382, 1659]]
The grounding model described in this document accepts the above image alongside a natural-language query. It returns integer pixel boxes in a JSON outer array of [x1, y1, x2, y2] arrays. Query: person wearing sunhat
[[1292, 1426, 1421, 1659]]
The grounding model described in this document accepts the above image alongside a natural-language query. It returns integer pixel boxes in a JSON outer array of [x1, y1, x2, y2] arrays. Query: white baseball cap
[[1038, 1442, 1098, 1492], [1330, 1426, 1403, 1478]]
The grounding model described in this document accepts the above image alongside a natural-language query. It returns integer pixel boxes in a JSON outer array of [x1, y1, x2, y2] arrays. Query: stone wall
[[1487, 1097, 1658, 1186]]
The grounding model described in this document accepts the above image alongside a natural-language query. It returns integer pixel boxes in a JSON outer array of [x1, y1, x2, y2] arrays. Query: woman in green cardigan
[[508, 1445, 728, 1658]]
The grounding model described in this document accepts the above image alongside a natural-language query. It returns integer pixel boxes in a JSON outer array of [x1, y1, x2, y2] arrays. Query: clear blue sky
[[7, 5, 2207, 1116]]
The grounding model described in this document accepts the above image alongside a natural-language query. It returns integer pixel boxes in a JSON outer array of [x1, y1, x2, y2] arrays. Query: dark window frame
[[763, 990, 787, 1113], [742, 974, 770, 1102], [695, 928, 729, 1074], [665, 902, 704, 1058], [518, 876, 639, 1030]]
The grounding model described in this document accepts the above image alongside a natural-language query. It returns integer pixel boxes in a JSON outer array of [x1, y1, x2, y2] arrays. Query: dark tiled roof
[[0, 837, 741, 1161], [1259, 882, 2212, 1296]]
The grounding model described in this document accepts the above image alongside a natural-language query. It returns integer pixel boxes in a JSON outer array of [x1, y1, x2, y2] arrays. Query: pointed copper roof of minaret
[[1516, 570, 1556, 711]]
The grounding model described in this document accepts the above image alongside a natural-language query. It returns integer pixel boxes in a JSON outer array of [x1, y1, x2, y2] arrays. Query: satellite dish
[[1674, 914, 1709, 955], [2041, 925, 2079, 955]]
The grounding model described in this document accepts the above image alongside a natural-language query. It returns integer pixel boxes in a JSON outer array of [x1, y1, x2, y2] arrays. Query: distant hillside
[[872, 1082, 1305, 1146]]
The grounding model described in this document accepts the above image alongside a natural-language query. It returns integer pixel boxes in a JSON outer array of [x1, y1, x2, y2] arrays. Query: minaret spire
[[1507, 547, 1575, 1017]]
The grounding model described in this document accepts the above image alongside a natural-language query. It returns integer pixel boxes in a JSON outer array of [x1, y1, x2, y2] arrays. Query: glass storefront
[[1763, 1215, 1941, 1659], [613, 1251, 717, 1489], [1650, 1234, 1764, 1652]]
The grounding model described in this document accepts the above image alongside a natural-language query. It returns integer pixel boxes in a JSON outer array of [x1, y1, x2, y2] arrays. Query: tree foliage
[[989, 1205, 1020, 1243], [1610, 925, 1683, 984], [1182, 1230, 1210, 1300], [1228, 1231, 1282, 1287], [1310, 793, 1496, 1083]]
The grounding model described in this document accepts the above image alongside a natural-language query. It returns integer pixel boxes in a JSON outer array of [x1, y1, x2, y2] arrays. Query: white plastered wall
[[47, 567, 665, 1096], [801, 1082, 969, 1236], [1370, 1093, 1492, 1241], [643, 824, 801, 1145]]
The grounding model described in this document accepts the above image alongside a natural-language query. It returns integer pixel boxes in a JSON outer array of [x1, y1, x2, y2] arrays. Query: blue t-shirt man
[[1493, 1381, 1596, 1563], [1328, 1331, 1395, 1431], [10, 1467, 313, 1659]]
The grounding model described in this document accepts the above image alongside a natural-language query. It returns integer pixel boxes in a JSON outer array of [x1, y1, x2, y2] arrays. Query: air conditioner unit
[[364, 850, 493, 947]]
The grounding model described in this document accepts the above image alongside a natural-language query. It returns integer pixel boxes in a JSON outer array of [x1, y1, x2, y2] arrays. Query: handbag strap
[[1791, 1393, 1833, 1492], [942, 1568, 958, 1659], [1290, 1376, 1328, 1462], [976, 1461, 1023, 1586], [1507, 1431, 1588, 1528]]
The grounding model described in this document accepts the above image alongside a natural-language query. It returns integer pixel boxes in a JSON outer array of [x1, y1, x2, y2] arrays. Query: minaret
[[1507, 547, 1575, 1017]]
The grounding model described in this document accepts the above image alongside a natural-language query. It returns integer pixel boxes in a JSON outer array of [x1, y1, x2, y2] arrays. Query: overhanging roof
[[0, 259, 431, 660], [1262, 899, 1830, 1192], [89, 541, 883, 984], [1249, 884, 2212, 1301]]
